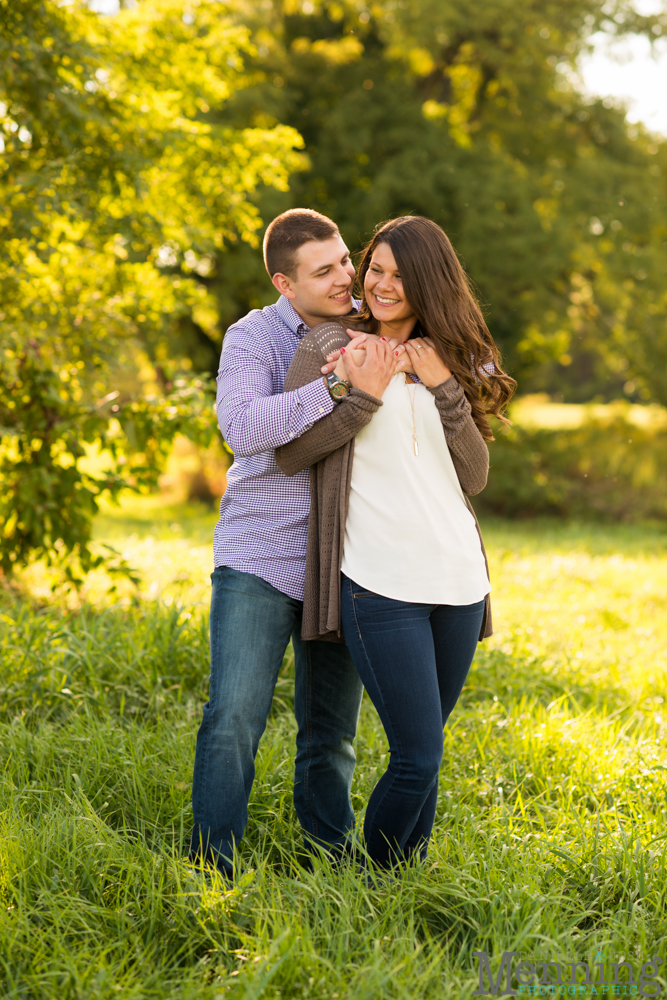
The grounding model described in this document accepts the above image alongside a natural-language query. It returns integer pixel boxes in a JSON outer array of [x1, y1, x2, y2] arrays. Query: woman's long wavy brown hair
[[353, 216, 516, 440]]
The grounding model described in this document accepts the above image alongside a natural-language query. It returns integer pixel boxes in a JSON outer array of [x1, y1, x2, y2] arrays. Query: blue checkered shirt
[[213, 295, 352, 600]]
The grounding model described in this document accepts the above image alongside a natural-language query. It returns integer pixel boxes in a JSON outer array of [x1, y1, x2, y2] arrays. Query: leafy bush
[[0, 346, 216, 580], [480, 416, 667, 521]]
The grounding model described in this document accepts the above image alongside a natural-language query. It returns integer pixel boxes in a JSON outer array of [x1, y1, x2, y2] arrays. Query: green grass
[[2, 506, 667, 998]]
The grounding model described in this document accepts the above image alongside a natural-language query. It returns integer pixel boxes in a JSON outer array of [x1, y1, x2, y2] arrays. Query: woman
[[275, 216, 516, 870]]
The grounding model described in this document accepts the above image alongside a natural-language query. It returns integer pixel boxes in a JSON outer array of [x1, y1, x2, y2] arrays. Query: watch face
[[331, 382, 349, 399]]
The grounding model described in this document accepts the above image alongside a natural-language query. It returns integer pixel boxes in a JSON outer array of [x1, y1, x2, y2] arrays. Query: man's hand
[[333, 349, 364, 380], [340, 338, 398, 398], [321, 332, 369, 375]]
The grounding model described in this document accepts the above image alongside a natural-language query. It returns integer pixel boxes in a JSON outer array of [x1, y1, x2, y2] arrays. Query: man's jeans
[[190, 566, 364, 875], [340, 574, 485, 869]]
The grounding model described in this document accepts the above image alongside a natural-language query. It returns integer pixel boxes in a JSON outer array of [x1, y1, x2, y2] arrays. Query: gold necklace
[[407, 383, 419, 456]]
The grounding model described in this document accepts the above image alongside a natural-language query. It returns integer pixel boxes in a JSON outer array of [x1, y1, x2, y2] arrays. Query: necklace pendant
[[408, 385, 419, 455]]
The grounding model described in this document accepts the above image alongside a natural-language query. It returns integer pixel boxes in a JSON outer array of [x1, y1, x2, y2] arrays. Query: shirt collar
[[276, 295, 310, 336], [276, 294, 362, 338]]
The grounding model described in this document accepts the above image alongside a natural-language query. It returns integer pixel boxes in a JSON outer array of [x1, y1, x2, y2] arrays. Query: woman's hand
[[389, 339, 414, 374], [399, 337, 451, 388], [372, 336, 414, 372]]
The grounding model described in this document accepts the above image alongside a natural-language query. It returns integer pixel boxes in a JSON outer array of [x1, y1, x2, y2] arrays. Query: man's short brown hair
[[263, 208, 340, 279]]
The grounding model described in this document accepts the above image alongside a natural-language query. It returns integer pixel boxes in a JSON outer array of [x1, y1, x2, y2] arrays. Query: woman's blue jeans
[[190, 567, 363, 876], [340, 574, 485, 869]]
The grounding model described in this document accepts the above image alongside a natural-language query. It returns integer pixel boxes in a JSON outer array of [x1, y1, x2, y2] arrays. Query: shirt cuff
[[297, 376, 336, 420]]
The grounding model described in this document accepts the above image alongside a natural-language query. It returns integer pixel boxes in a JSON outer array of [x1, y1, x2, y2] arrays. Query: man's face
[[273, 235, 356, 327]]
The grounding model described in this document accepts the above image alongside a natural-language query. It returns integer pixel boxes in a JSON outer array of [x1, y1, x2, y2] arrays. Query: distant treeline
[[213, 0, 667, 407], [479, 417, 667, 521]]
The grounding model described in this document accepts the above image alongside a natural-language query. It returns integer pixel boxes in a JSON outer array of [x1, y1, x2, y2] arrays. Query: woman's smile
[[364, 242, 417, 338]]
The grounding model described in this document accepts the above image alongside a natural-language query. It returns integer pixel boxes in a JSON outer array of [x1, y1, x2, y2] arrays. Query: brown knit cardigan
[[275, 321, 493, 643]]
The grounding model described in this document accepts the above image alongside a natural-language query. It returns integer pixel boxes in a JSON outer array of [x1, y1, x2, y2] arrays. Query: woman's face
[[364, 242, 415, 327]]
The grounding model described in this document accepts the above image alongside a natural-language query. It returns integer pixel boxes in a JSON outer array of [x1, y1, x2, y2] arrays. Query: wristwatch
[[323, 372, 351, 401]]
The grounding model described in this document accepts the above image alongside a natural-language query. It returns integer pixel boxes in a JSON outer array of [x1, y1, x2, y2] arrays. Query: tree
[[213, 0, 667, 403], [0, 0, 304, 578]]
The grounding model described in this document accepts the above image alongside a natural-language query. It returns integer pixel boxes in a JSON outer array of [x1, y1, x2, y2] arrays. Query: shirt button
[[318, 407, 325, 413], [289, 433, 294, 438]]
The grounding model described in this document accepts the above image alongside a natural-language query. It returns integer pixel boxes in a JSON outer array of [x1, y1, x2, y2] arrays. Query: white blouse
[[340, 374, 490, 605]]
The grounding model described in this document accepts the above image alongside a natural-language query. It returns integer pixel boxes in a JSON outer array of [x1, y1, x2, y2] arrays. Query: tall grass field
[[2, 499, 667, 999]]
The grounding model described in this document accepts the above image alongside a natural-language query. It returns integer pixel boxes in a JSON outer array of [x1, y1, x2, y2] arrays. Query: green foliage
[[0, 342, 123, 579], [479, 413, 667, 520], [219, 0, 667, 402], [0, 337, 217, 578], [0, 0, 304, 576], [2, 518, 667, 996], [4, 0, 667, 578]]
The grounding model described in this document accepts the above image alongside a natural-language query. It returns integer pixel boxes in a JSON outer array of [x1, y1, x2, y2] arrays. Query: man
[[190, 208, 394, 877]]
